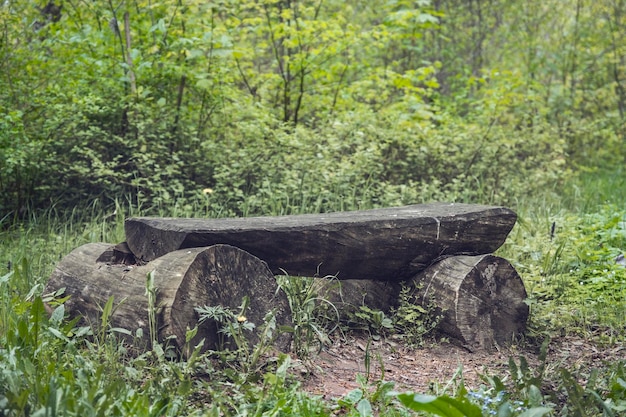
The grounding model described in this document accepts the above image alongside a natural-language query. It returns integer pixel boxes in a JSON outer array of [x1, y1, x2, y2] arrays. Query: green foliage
[[0, 0, 586, 216], [399, 353, 554, 417], [275, 275, 339, 359], [430, 0, 625, 168], [397, 353, 555, 417], [397, 392, 484, 417], [195, 296, 281, 382], [336, 374, 404, 417], [350, 305, 394, 340], [203, 353, 330, 416], [0, 293, 177, 416], [477, 358, 626, 417], [2, 169, 626, 416], [504, 202, 626, 338], [3, 0, 626, 414], [391, 284, 444, 347], [601, 361, 626, 415]]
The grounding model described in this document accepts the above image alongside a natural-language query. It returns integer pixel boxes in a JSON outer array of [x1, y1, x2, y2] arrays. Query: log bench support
[[47, 243, 292, 355], [411, 255, 528, 351], [45, 203, 528, 354]]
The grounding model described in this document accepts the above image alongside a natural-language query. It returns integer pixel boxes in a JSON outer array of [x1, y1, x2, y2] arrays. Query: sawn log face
[[125, 203, 517, 281]]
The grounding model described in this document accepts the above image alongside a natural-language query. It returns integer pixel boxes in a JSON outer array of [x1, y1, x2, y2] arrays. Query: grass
[[1, 168, 626, 416]]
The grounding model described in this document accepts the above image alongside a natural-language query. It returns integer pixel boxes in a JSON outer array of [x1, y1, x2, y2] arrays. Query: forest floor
[[296, 333, 625, 400]]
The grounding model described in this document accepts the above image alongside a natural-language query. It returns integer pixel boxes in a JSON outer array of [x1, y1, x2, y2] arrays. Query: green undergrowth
[[1, 168, 626, 416], [499, 167, 626, 342]]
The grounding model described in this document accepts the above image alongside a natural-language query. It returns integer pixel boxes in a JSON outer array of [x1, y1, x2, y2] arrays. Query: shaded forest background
[[1, 0, 624, 218]]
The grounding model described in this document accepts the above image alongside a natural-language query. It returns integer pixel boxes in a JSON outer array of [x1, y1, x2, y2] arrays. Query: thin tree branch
[[124, 12, 137, 96]]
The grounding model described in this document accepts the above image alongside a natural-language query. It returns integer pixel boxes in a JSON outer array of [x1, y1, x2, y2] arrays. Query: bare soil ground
[[297, 333, 626, 400]]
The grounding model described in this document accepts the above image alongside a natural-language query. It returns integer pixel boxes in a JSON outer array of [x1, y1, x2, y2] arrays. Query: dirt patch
[[296, 333, 625, 400]]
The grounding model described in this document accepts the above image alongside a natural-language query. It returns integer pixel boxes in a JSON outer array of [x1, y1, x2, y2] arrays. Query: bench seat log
[[125, 203, 517, 281]]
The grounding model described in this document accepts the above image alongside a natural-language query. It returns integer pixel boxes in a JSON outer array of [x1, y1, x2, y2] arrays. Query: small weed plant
[[350, 305, 395, 340], [391, 284, 445, 347], [275, 274, 340, 359], [196, 296, 280, 382]]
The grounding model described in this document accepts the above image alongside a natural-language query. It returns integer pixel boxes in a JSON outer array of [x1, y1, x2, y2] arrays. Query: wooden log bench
[[45, 203, 528, 355]]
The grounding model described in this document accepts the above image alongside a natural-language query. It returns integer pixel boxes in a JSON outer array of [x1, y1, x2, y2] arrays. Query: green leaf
[[517, 407, 553, 417], [0, 270, 13, 284], [101, 296, 115, 330], [47, 327, 70, 342], [397, 393, 483, 417], [195, 78, 212, 90], [339, 389, 363, 407], [356, 399, 373, 417], [496, 402, 513, 417], [49, 304, 65, 325], [527, 385, 544, 408], [110, 327, 133, 336], [185, 325, 198, 343]]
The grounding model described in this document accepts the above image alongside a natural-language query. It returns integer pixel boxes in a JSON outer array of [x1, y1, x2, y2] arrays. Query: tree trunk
[[125, 203, 517, 281], [410, 254, 529, 351], [45, 243, 292, 357]]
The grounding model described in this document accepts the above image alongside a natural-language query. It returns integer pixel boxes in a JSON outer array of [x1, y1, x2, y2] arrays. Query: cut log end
[[412, 255, 529, 351]]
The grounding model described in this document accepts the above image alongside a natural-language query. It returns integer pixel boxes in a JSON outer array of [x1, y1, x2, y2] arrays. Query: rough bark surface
[[125, 203, 517, 281], [45, 243, 292, 356], [311, 278, 402, 320], [410, 254, 529, 351]]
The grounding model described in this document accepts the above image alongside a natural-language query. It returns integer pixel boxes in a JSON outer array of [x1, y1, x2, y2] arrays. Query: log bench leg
[[410, 254, 529, 351], [45, 243, 292, 357]]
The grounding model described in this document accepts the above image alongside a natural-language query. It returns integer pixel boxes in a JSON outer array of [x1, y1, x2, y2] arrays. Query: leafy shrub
[[0, 0, 576, 217]]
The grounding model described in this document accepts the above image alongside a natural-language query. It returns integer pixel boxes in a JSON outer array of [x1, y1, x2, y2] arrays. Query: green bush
[[0, 0, 585, 217]]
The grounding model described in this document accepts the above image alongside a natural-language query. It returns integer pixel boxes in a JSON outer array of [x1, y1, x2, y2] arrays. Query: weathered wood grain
[[125, 203, 517, 281], [311, 277, 402, 320]]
